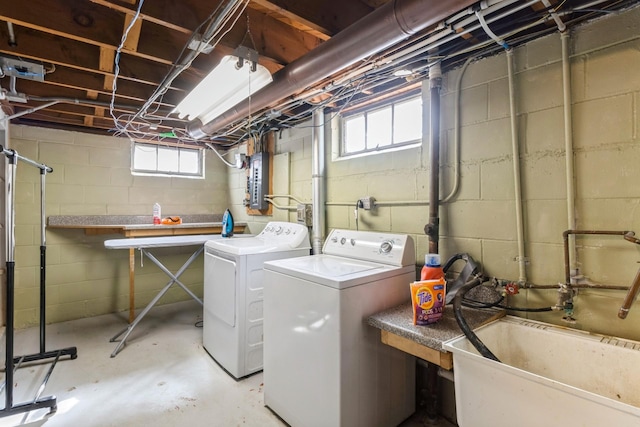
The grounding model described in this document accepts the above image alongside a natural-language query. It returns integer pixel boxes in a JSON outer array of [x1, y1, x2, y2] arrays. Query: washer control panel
[[324, 229, 415, 267]]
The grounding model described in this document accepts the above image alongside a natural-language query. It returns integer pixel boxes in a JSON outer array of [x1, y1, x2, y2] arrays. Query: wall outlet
[[359, 196, 376, 210]]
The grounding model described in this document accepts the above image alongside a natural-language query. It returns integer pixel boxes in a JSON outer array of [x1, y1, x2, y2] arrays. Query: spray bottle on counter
[[221, 209, 234, 238], [153, 202, 161, 225]]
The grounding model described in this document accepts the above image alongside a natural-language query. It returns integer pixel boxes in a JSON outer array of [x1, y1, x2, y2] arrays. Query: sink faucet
[[618, 266, 640, 319]]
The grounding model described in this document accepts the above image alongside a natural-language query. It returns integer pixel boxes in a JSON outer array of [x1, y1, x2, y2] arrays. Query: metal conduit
[[188, 0, 476, 139], [311, 109, 326, 254]]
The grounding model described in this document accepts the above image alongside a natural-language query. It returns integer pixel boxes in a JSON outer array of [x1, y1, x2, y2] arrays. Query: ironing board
[[104, 234, 222, 357]]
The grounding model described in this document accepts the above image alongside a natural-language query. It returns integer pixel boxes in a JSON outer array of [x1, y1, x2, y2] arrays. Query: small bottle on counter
[[421, 253, 444, 280], [153, 202, 161, 225]]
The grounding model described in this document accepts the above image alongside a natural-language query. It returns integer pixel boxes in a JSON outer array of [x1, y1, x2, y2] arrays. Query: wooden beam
[[249, 0, 332, 40], [42, 64, 180, 105], [381, 330, 453, 370], [252, 0, 374, 35], [90, 0, 312, 68], [0, 25, 194, 90], [123, 13, 143, 52], [90, 0, 192, 35], [16, 103, 178, 132], [0, 0, 179, 65], [99, 47, 115, 73]]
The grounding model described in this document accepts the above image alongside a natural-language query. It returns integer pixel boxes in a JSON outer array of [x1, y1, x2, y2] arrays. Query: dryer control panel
[[323, 229, 415, 267], [258, 221, 311, 249]]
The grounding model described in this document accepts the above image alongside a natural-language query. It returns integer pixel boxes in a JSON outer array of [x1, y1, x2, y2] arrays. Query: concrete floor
[[0, 300, 454, 427]]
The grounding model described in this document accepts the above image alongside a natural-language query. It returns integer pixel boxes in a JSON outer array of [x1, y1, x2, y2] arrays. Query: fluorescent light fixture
[[174, 54, 272, 125], [393, 68, 413, 77]]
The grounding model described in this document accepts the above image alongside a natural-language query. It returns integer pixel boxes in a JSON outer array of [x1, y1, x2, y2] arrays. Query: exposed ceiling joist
[[0, 0, 636, 144]]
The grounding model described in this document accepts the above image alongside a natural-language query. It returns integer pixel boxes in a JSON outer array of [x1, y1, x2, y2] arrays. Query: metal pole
[[425, 60, 442, 254], [0, 101, 59, 123], [311, 109, 326, 254], [39, 169, 47, 353], [0, 145, 53, 173], [4, 153, 16, 411], [0, 144, 67, 418]]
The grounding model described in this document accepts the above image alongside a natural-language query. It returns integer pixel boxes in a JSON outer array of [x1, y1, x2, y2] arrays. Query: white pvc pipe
[[476, 10, 509, 49], [562, 31, 577, 277], [442, 56, 474, 203], [541, 0, 566, 32], [7, 22, 16, 46], [507, 49, 527, 284]]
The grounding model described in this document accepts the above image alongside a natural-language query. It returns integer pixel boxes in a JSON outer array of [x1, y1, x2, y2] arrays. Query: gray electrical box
[[297, 204, 312, 226], [0, 56, 45, 82], [249, 152, 269, 210]]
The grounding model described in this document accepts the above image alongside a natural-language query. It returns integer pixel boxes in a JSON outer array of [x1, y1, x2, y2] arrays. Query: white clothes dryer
[[203, 221, 310, 379], [263, 229, 416, 427]]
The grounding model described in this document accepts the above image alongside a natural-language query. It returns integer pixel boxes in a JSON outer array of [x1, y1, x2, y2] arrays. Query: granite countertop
[[47, 214, 226, 227], [368, 302, 504, 353]]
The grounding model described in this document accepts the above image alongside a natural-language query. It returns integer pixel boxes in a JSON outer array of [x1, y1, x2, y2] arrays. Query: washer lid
[[264, 254, 413, 289]]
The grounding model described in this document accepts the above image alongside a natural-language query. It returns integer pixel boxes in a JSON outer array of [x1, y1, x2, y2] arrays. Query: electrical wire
[[109, 0, 146, 127], [112, 0, 251, 141], [204, 142, 239, 168], [104, 0, 629, 145]]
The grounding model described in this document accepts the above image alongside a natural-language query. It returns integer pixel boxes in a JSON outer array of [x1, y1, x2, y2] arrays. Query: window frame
[[339, 94, 423, 158], [131, 142, 205, 179]]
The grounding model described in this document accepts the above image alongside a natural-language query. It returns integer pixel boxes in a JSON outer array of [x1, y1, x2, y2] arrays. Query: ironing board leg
[[129, 248, 135, 323], [109, 246, 204, 357]]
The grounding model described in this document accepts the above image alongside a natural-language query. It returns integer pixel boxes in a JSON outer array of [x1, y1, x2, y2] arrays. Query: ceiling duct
[[187, 0, 477, 140]]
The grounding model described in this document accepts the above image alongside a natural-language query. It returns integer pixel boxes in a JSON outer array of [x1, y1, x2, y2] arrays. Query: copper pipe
[[562, 230, 637, 285], [523, 283, 629, 291], [619, 267, 640, 319]]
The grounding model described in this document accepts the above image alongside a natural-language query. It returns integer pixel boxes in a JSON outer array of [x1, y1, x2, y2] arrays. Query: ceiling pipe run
[[187, 0, 477, 140]]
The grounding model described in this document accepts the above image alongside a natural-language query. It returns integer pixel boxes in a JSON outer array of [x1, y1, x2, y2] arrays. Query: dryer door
[[204, 252, 236, 327]]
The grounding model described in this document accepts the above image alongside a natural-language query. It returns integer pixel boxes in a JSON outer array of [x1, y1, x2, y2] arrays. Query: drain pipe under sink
[[422, 58, 443, 424]]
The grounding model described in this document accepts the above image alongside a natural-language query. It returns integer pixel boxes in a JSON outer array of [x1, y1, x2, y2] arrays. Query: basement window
[[341, 95, 422, 157], [131, 142, 204, 178]]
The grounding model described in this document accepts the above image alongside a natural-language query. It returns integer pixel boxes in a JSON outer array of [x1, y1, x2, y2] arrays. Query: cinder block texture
[[10, 125, 228, 327]]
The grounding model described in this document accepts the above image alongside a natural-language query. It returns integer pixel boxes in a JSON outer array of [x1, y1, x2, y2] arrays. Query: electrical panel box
[[296, 204, 312, 226], [249, 152, 269, 210]]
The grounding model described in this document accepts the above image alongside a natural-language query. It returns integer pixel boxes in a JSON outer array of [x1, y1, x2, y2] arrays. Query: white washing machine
[[263, 229, 416, 427], [203, 221, 310, 379]]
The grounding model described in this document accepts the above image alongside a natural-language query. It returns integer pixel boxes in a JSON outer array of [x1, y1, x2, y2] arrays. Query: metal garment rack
[[1, 145, 77, 418]]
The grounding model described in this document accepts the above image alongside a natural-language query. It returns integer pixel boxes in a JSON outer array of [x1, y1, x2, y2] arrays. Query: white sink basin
[[443, 316, 640, 426]]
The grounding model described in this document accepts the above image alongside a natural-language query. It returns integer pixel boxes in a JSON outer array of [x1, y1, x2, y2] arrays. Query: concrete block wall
[[8, 125, 229, 327], [234, 6, 640, 341]]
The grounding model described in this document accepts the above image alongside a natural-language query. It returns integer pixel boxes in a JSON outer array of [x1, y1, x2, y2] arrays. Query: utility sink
[[443, 316, 640, 426]]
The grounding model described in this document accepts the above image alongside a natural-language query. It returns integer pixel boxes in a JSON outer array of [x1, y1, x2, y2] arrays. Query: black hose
[[496, 304, 553, 312], [463, 296, 553, 312], [453, 277, 501, 362]]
